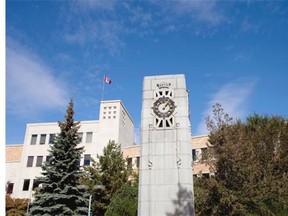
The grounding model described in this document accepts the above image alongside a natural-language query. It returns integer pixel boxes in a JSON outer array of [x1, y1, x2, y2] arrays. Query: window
[[46, 155, 52, 162], [23, 179, 30, 191], [127, 158, 132, 167], [6, 183, 14, 194], [77, 132, 83, 143], [30, 135, 37, 145], [201, 148, 208, 160], [192, 150, 197, 161], [86, 132, 93, 143], [40, 134, 46, 145], [84, 154, 91, 166], [36, 156, 43, 167], [49, 134, 55, 144], [113, 106, 116, 109], [202, 173, 209, 178], [32, 179, 40, 190], [136, 157, 140, 168], [27, 156, 34, 167]]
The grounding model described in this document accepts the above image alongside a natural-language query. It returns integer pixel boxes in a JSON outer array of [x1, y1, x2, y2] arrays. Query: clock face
[[152, 97, 176, 118]]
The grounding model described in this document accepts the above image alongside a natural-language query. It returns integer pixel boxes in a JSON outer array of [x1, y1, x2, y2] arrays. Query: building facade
[[6, 100, 134, 199], [6, 100, 211, 200]]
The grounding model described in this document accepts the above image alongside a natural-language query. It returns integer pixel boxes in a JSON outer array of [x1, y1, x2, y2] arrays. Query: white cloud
[[63, 19, 124, 56], [6, 39, 69, 117], [70, 0, 116, 12], [196, 79, 256, 135], [164, 0, 226, 25]]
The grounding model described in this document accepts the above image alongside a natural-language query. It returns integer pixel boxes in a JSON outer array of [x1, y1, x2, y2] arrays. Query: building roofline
[[27, 120, 99, 126], [101, 100, 134, 124], [192, 134, 209, 138], [5, 144, 23, 146], [123, 144, 140, 150]]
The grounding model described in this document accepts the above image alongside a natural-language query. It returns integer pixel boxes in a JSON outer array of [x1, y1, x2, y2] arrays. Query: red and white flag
[[104, 76, 112, 84]]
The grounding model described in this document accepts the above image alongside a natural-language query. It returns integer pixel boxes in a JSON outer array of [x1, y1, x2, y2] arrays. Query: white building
[[6, 99, 212, 200], [6, 100, 134, 199]]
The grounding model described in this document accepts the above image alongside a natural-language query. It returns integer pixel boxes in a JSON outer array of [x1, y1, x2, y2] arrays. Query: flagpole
[[101, 75, 105, 101]]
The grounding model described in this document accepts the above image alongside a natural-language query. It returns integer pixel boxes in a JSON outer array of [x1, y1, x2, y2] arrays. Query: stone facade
[[138, 74, 195, 216]]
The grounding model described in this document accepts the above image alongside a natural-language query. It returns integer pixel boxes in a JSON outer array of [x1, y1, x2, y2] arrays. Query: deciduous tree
[[6, 195, 29, 216], [195, 103, 288, 215], [105, 183, 138, 216], [81, 140, 131, 216]]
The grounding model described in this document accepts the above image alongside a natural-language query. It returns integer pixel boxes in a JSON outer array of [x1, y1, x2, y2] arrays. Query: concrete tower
[[138, 74, 195, 216]]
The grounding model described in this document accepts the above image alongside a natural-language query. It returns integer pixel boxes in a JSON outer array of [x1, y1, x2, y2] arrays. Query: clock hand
[[162, 101, 170, 110]]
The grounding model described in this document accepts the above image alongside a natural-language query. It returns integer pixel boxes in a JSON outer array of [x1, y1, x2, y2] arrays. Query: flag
[[104, 76, 112, 84]]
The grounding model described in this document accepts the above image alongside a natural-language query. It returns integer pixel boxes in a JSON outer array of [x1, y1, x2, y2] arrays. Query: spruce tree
[[29, 100, 88, 215]]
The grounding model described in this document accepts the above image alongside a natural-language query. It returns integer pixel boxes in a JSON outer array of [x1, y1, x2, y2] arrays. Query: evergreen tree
[[195, 103, 288, 215], [29, 100, 88, 215], [81, 140, 131, 216]]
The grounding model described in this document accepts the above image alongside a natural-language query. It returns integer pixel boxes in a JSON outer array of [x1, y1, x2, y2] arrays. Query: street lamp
[[87, 185, 105, 216], [88, 194, 92, 216]]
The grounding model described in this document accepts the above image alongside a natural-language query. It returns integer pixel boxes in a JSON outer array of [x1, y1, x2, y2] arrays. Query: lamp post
[[88, 194, 92, 216], [86, 185, 105, 216]]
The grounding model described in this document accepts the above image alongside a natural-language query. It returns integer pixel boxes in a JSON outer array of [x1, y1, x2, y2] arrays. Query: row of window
[[103, 116, 116, 119], [6, 179, 40, 194], [5, 169, 211, 195], [26, 154, 91, 167], [22, 179, 40, 191], [103, 106, 117, 110], [30, 132, 93, 145], [103, 111, 117, 115], [26, 151, 208, 169]]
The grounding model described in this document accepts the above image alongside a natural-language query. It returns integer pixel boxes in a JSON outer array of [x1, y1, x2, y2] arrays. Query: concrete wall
[[6, 100, 134, 199], [138, 74, 195, 216]]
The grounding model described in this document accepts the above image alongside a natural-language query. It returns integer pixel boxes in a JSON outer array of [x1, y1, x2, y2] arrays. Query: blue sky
[[6, 0, 288, 144]]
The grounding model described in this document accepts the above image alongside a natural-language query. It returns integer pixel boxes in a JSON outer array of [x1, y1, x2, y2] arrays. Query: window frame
[[6, 183, 14, 194], [46, 155, 52, 162], [127, 158, 132, 167], [39, 134, 46, 145], [36, 156, 43, 167], [32, 179, 40, 190], [86, 132, 93, 143], [22, 179, 30, 191], [83, 154, 91, 166], [30, 134, 37, 145], [27, 156, 34, 167], [49, 134, 55, 144]]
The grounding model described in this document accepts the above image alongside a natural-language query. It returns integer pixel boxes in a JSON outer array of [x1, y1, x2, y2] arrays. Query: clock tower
[[138, 74, 195, 216]]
